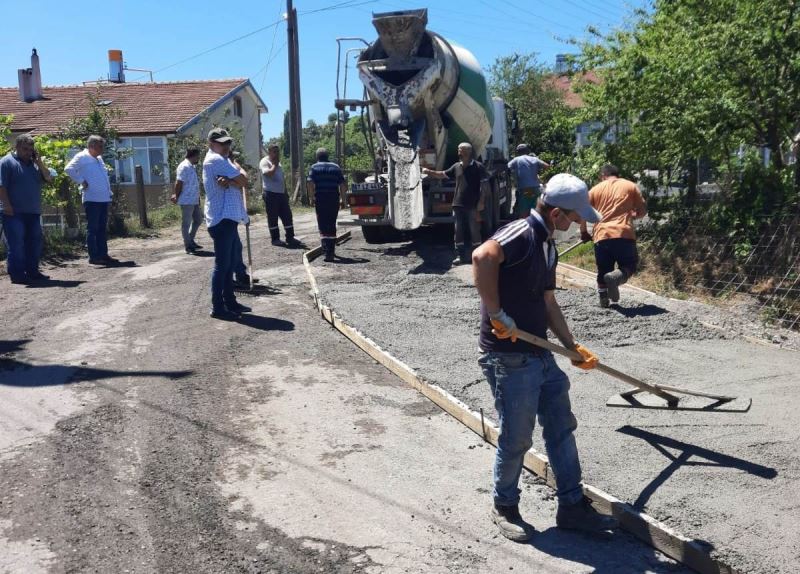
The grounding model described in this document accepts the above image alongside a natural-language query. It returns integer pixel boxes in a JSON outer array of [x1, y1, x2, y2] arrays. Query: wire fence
[[644, 212, 800, 331]]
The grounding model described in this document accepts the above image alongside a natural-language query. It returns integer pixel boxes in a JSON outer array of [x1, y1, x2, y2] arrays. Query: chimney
[[30, 49, 43, 99], [17, 48, 43, 102], [108, 50, 125, 83]]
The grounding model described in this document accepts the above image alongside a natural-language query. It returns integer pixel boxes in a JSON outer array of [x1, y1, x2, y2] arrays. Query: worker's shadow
[[189, 250, 215, 258], [331, 255, 369, 265], [24, 279, 85, 289], [611, 304, 668, 318], [235, 315, 294, 332], [0, 339, 192, 387], [617, 425, 777, 510], [529, 527, 691, 574]]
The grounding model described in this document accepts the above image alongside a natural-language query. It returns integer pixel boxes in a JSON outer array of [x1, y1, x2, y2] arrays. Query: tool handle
[[515, 329, 680, 404], [558, 239, 588, 258]]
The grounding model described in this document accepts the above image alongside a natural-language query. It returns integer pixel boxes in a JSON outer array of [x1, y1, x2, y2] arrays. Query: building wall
[[179, 88, 264, 169]]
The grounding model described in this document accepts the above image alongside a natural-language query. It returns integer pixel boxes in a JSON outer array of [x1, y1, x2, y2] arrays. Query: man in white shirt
[[202, 127, 251, 320], [64, 135, 117, 265], [259, 144, 298, 247], [171, 148, 203, 253]]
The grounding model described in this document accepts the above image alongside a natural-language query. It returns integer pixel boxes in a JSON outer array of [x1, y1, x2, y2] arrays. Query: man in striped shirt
[[306, 148, 346, 262], [64, 135, 117, 265], [473, 173, 617, 542]]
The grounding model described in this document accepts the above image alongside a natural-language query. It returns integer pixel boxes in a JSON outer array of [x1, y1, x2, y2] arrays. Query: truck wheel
[[361, 225, 385, 244]]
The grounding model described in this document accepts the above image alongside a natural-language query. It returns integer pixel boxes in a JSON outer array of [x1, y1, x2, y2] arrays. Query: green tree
[[577, 0, 800, 213], [487, 53, 577, 167]]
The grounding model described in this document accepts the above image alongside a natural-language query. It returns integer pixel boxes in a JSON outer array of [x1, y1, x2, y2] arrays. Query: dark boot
[[491, 504, 534, 542], [323, 238, 335, 262], [556, 496, 619, 533], [598, 288, 610, 308], [603, 269, 628, 302], [452, 245, 467, 266]]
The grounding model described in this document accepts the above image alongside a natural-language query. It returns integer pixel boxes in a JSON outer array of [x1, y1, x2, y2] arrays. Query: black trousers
[[594, 238, 638, 287], [315, 192, 340, 254], [263, 192, 294, 241]]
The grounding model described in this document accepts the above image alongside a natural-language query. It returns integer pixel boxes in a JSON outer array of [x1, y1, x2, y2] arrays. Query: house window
[[114, 136, 169, 185], [233, 96, 243, 118]]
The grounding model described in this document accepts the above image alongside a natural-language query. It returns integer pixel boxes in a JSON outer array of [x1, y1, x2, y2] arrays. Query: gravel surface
[[313, 223, 800, 574]]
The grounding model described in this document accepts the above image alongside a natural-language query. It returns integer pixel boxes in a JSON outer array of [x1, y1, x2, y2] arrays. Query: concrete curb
[[303, 239, 739, 574]]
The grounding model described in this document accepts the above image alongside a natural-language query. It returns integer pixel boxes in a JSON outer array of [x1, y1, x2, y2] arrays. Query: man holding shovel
[[472, 173, 618, 542]]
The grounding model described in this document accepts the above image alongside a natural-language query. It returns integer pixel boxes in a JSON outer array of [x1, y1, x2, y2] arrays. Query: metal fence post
[[134, 165, 149, 228]]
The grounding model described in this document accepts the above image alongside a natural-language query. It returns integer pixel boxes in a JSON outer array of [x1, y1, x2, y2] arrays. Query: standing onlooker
[[579, 164, 647, 307], [202, 128, 251, 320], [423, 142, 488, 265], [507, 144, 550, 218], [260, 144, 298, 247], [64, 135, 117, 265], [0, 135, 53, 284], [472, 173, 617, 542], [306, 148, 346, 262], [171, 148, 203, 254]]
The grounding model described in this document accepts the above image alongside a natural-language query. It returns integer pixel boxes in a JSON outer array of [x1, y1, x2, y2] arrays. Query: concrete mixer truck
[[334, 8, 514, 244]]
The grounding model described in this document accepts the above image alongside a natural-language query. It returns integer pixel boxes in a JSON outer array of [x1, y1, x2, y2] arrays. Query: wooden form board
[[303, 244, 740, 574]]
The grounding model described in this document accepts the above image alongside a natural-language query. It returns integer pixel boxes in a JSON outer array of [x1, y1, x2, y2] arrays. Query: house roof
[[0, 79, 267, 136], [548, 71, 600, 109]]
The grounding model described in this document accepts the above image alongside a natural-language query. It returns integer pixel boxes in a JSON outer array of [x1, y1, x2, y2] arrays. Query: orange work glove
[[489, 309, 518, 343], [571, 343, 599, 370]]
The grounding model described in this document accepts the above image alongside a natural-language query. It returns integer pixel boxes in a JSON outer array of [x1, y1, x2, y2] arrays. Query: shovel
[[241, 186, 254, 291], [558, 239, 589, 258], [514, 328, 752, 413]]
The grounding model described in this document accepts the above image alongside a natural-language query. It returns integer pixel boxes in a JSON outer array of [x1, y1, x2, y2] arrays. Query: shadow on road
[[25, 279, 85, 289], [530, 527, 686, 574], [330, 255, 369, 265], [359, 226, 458, 275], [235, 284, 282, 296], [0, 339, 192, 387], [611, 304, 668, 318], [617, 425, 777, 510], [189, 250, 215, 258], [235, 315, 294, 331]]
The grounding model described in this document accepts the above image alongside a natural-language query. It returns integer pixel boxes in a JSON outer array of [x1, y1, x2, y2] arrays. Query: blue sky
[[0, 0, 644, 141]]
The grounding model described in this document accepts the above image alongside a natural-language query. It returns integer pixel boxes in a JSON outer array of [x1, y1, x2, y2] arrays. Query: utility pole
[[287, 0, 305, 204]]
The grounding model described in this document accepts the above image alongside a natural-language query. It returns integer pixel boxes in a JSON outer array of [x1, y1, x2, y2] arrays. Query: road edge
[[302, 236, 740, 574]]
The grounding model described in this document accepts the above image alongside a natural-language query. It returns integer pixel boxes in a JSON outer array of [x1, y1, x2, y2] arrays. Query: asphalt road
[[0, 213, 689, 573]]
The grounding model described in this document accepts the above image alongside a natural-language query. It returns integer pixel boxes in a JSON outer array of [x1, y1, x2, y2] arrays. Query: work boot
[[556, 496, 619, 533], [452, 246, 468, 266], [210, 308, 238, 321], [491, 504, 534, 542], [603, 269, 627, 302], [598, 289, 610, 308], [271, 238, 285, 247]]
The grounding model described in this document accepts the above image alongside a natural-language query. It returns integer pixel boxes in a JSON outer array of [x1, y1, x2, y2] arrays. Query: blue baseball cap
[[541, 173, 602, 223]]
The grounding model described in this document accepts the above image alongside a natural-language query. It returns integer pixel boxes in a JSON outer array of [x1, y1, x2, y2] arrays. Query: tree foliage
[[577, 0, 800, 218], [487, 53, 577, 167]]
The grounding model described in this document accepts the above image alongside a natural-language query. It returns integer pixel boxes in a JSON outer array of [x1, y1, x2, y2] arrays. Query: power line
[[299, 0, 378, 16]]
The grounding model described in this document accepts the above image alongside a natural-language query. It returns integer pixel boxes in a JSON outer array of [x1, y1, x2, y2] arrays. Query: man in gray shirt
[[0, 134, 53, 284], [260, 144, 298, 247], [508, 144, 550, 218]]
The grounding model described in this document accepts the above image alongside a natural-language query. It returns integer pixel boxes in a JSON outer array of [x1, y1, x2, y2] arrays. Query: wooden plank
[[303, 246, 742, 574]]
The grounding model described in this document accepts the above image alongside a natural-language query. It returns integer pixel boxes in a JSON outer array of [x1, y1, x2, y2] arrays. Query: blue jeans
[[1, 212, 43, 280], [84, 201, 109, 260], [479, 351, 583, 507], [207, 219, 239, 310]]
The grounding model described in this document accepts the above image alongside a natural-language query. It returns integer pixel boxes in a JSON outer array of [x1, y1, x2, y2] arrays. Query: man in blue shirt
[[507, 144, 550, 218], [473, 173, 618, 542], [0, 135, 53, 284], [306, 148, 346, 262]]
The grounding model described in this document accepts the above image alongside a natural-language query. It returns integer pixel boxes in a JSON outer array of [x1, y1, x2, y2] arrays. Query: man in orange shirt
[[579, 164, 647, 307]]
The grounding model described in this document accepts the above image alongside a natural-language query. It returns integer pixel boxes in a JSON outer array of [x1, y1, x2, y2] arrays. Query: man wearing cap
[[306, 148, 346, 262], [472, 173, 618, 542], [423, 142, 489, 265], [0, 134, 54, 284], [507, 144, 550, 218], [202, 127, 252, 320], [579, 164, 647, 307]]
